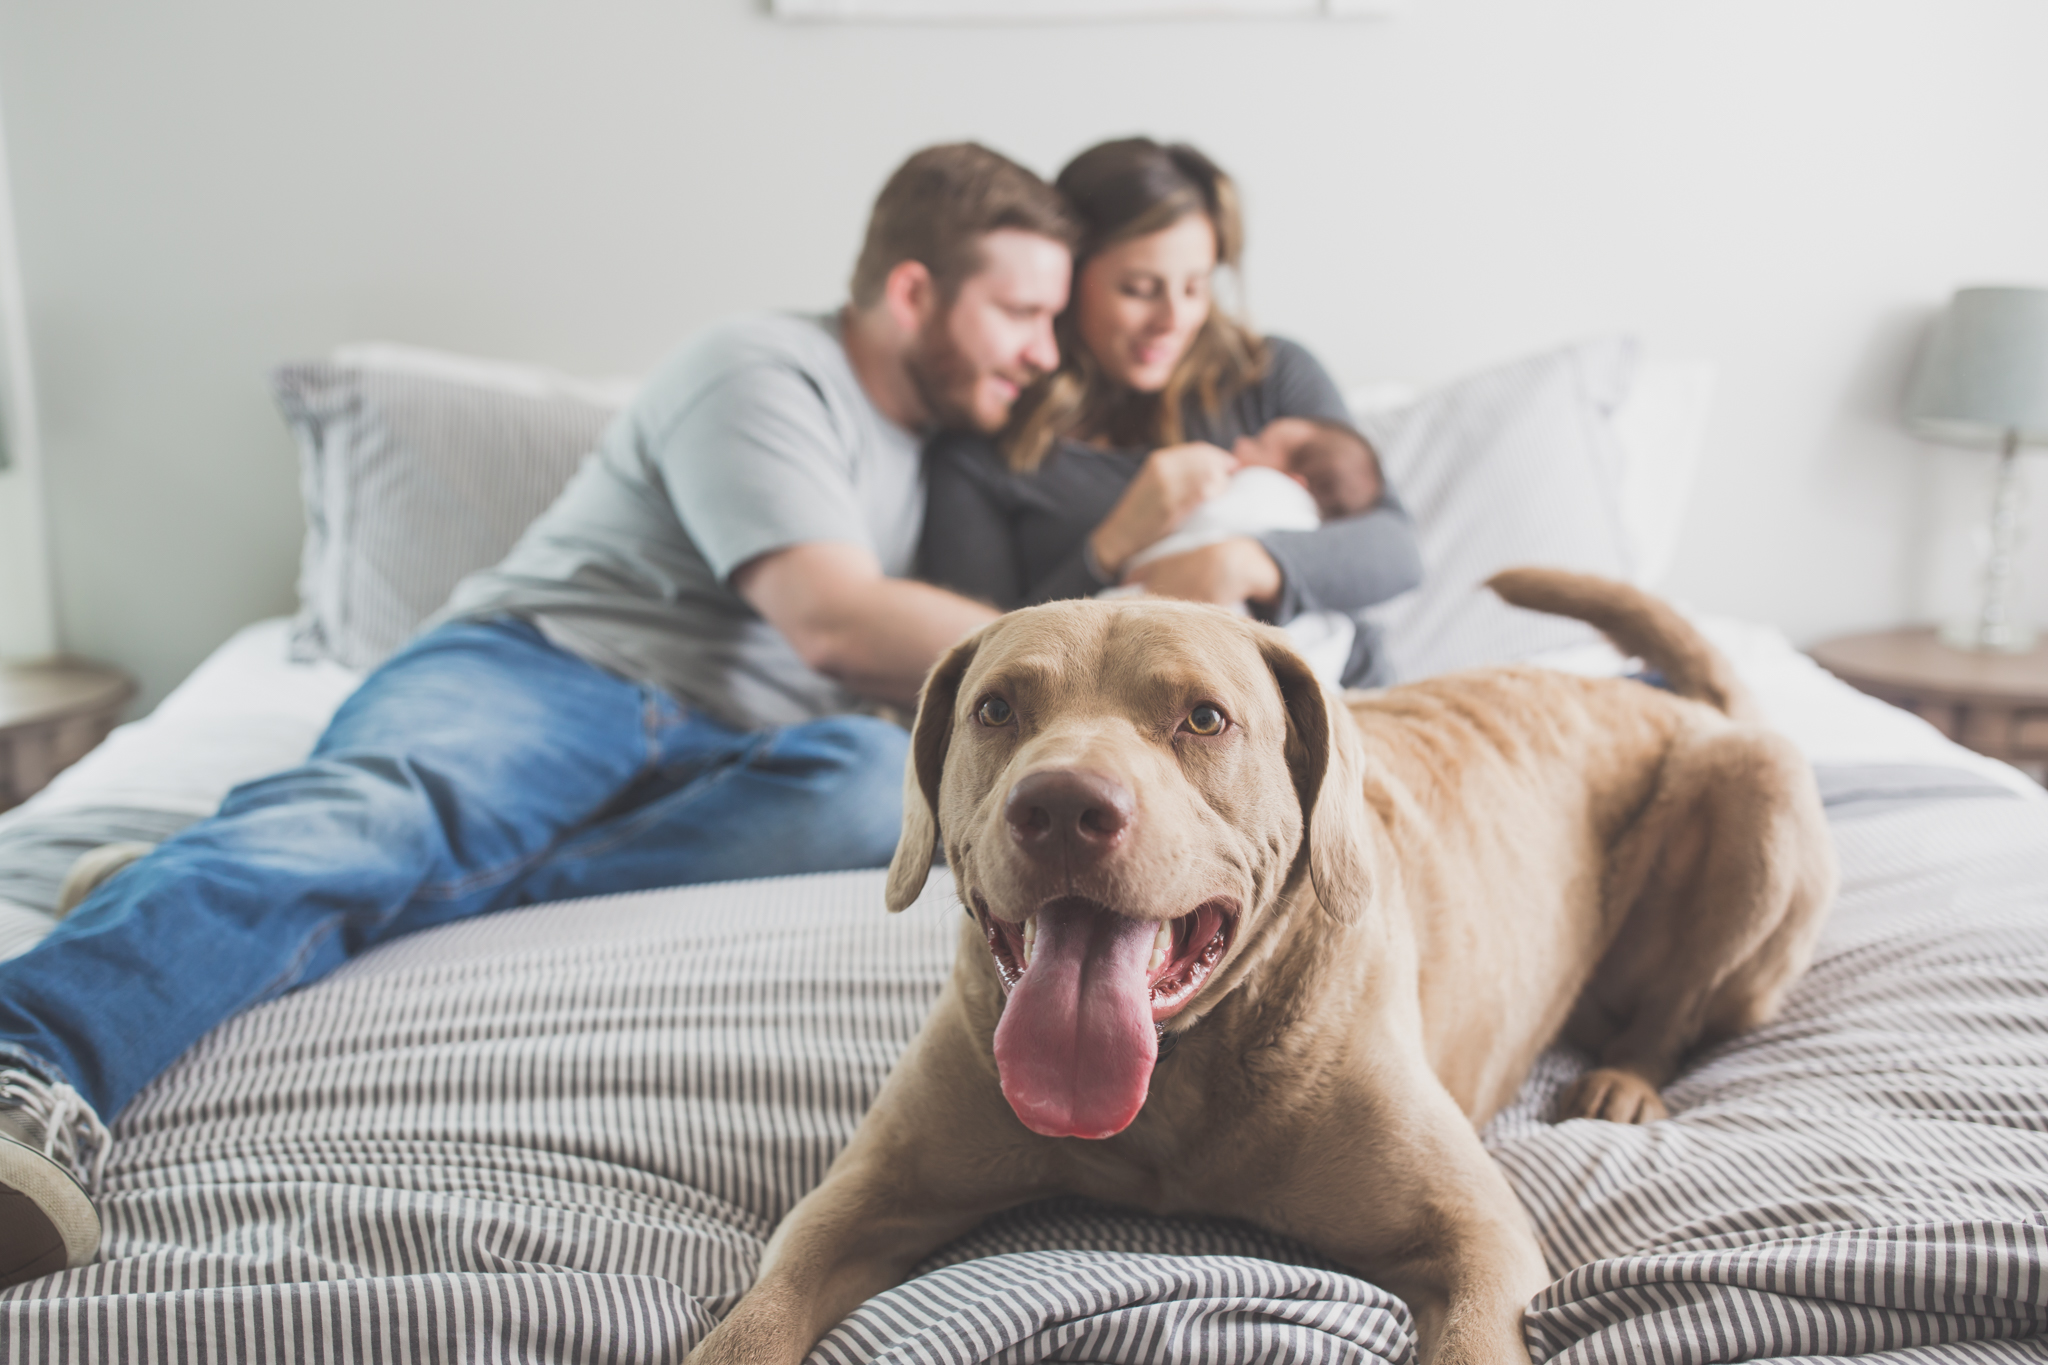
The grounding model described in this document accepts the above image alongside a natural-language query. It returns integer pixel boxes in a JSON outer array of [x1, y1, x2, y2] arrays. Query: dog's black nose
[[1005, 770, 1134, 860]]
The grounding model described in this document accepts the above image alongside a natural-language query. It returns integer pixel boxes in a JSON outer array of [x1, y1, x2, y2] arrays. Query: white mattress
[[1531, 611, 2043, 799], [0, 610, 2032, 959], [22, 609, 2044, 830]]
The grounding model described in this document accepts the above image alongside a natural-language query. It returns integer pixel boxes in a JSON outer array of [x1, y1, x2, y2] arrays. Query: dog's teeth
[[1148, 948, 1166, 973], [1147, 921, 1172, 975], [1022, 915, 1037, 966]]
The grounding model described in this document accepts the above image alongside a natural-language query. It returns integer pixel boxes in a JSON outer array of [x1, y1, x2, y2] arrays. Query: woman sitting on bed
[[919, 137, 1421, 687]]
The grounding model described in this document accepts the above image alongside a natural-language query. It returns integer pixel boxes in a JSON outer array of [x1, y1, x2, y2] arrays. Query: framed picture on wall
[[770, 0, 1402, 20]]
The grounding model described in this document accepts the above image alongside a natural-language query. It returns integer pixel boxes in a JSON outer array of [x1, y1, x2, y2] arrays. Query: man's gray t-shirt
[[437, 312, 922, 730]]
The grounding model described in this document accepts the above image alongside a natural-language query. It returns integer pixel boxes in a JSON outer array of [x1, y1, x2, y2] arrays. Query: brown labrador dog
[[688, 568, 1837, 1365]]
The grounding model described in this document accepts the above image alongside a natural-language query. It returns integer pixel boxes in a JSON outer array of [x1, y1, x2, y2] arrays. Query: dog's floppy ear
[[1256, 629, 1375, 924], [884, 626, 985, 912]]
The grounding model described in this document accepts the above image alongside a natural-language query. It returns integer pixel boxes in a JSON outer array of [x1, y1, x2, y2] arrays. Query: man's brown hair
[[850, 143, 1078, 309]]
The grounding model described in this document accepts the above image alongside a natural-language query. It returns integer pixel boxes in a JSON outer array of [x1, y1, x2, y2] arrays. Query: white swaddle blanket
[[1097, 466, 1356, 685]]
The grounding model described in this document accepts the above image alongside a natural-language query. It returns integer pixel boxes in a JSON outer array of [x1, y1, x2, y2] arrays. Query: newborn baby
[[1100, 418, 1384, 685], [1237, 417, 1385, 522]]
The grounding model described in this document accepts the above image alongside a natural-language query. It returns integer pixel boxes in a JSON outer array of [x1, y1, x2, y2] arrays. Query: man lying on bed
[[0, 143, 1078, 1287]]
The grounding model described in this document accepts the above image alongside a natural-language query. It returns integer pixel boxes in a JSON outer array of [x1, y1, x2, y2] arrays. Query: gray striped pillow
[[1356, 338, 1640, 681], [272, 349, 629, 670]]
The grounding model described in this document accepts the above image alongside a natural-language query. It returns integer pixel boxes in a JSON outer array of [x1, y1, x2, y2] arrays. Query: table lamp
[[1905, 285, 2048, 653]]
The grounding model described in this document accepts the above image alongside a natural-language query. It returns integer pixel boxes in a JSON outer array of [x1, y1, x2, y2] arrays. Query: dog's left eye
[[1184, 704, 1227, 736], [976, 696, 1014, 727]]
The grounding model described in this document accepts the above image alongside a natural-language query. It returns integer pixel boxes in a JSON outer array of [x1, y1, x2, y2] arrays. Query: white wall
[[0, 75, 54, 662], [0, 1, 2043, 707]]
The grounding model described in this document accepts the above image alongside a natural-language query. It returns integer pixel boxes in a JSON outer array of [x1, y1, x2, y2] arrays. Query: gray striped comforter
[[2, 766, 2044, 1363]]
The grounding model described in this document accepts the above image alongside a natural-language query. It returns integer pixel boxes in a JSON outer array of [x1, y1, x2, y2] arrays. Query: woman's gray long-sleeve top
[[917, 337, 1422, 686]]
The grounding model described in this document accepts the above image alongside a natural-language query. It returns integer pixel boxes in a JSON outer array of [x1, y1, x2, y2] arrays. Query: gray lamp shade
[[1905, 286, 2048, 448]]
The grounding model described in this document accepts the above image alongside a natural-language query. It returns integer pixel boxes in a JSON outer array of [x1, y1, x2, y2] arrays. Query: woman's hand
[[1088, 442, 1238, 580], [1123, 538, 1282, 610]]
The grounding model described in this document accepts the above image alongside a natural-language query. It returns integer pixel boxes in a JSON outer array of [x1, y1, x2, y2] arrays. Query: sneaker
[[54, 841, 156, 919], [0, 1069, 108, 1288]]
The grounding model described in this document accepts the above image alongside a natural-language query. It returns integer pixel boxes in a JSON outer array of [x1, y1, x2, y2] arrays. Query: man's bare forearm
[[734, 542, 998, 710], [811, 577, 997, 707]]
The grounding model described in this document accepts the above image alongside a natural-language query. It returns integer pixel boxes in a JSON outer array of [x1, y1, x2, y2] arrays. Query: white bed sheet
[[4, 606, 2030, 960], [1528, 611, 2044, 799], [0, 621, 361, 951], [19, 608, 2040, 837], [18, 618, 363, 821]]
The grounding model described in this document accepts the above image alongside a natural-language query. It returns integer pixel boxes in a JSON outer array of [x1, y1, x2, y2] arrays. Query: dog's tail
[[1487, 567, 1759, 723]]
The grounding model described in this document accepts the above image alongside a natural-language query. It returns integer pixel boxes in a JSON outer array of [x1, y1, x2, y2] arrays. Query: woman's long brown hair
[[1001, 138, 1266, 472]]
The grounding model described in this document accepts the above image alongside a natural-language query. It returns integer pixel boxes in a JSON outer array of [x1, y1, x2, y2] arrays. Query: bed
[[1, 339, 2042, 1364]]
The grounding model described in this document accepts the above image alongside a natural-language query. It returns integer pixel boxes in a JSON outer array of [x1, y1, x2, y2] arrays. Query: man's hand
[[1122, 537, 1282, 611], [1088, 442, 1238, 580], [733, 542, 997, 709]]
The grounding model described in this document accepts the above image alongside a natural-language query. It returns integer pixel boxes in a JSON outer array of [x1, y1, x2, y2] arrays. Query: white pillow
[[1348, 354, 1715, 594], [1349, 337, 1640, 680], [1608, 358, 1714, 589]]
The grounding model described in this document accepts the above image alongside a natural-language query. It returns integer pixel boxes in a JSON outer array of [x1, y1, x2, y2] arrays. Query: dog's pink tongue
[[993, 899, 1159, 1140]]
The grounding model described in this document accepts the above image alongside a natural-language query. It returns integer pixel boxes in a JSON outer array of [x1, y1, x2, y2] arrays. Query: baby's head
[[1234, 418, 1382, 521]]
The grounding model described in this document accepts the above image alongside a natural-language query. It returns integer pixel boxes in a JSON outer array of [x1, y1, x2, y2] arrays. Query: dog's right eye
[[976, 696, 1014, 727]]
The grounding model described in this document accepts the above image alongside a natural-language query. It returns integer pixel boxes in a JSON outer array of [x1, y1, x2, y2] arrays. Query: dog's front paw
[[1557, 1067, 1668, 1124]]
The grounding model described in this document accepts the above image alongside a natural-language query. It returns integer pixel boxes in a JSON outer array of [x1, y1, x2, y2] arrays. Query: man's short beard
[[904, 304, 989, 433]]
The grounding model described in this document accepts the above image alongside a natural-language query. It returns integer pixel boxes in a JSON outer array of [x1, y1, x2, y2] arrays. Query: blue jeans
[[0, 618, 909, 1120]]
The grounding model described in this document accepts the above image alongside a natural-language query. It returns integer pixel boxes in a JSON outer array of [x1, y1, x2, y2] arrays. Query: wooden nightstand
[[0, 659, 135, 812], [1809, 627, 2048, 775]]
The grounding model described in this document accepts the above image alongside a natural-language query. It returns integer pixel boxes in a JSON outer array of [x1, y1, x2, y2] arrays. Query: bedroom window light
[[1905, 286, 2048, 654]]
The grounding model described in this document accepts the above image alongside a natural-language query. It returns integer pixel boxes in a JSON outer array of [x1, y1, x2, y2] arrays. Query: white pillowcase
[[1349, 337, 1642, 681], [1608, 358, 1714, 590], [1349, 353, 1715, 590]]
